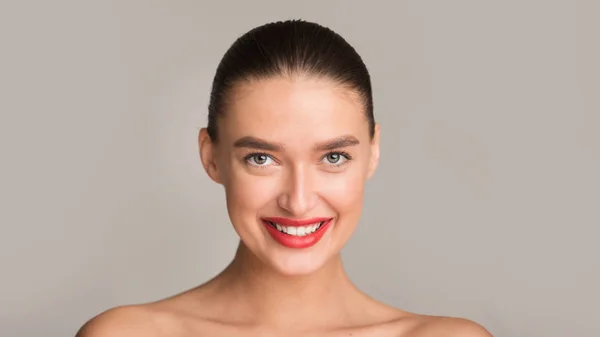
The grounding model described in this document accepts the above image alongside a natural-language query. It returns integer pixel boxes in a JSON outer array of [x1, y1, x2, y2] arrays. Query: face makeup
[[261, 217, 334, 249]]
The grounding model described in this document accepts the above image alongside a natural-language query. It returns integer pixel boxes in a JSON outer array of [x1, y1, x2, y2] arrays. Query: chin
[[266, 249, 334, 276]]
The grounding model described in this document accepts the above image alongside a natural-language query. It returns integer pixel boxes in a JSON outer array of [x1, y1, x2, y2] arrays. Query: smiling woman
[[76, 19, 492, 337]]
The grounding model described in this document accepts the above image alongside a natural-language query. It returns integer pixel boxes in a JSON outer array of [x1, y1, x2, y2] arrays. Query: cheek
[[318, 169, 366, 215], [224, 169, 278, 215]]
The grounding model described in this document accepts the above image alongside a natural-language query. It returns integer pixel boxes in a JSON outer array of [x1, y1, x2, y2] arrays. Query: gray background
[[1, 1, 598, 336]]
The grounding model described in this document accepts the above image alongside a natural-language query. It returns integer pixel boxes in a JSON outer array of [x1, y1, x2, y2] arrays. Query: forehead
[[221, 76, 368, 144]]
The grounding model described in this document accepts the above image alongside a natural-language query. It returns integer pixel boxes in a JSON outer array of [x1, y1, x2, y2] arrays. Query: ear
[[367, 123, 380, 179], [198, 128, 222, 184]]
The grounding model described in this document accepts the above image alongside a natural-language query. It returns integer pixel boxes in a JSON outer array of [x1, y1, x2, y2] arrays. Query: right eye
[[245, 153, 274, 167]]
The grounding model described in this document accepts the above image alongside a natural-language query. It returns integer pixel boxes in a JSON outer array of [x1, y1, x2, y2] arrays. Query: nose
[[277, 164, 318, 216]]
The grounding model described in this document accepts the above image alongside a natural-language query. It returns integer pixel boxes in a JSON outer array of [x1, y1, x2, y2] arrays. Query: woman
[[77, 20, 492, 337]]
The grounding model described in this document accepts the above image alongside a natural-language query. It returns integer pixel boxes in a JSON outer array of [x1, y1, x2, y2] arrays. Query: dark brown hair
[[207, 19, 374, 141]]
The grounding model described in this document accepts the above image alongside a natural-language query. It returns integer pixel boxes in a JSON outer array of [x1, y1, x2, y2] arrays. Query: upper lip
[[262, 216, 332, 227]]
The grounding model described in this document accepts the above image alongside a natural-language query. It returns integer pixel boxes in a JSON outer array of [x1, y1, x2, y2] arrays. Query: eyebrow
[[313, 135, 360, 151], [233, 135, 360, 152], [233, 136, 283, 151]]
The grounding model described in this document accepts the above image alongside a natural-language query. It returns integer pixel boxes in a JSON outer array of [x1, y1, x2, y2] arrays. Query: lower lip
[[262, 219, 333, 249]]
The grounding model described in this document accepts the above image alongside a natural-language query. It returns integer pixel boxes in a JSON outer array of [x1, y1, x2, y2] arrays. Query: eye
[[322, 151, 350, 166], [246, 153, 274, 166]]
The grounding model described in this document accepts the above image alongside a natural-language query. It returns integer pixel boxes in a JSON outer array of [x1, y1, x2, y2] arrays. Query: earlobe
[[198, 128, 222, 184], [367, 123, 380, 179]]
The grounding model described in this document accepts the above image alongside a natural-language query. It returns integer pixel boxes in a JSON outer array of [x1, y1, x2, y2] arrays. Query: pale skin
[[76, 75, 492, 337]]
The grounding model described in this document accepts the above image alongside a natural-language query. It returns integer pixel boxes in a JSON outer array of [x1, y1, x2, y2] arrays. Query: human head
[[206, 19, 375, 141], [199, 19, 380, 275]]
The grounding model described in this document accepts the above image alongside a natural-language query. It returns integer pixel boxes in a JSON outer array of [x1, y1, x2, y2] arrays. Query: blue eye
[[322, 152, 350, 166]]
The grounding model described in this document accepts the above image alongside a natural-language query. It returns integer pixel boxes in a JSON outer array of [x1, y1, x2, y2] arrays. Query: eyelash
[[244, 152, 278, 167], [323, 151, 352, 167], [243, 151, 353, 168]]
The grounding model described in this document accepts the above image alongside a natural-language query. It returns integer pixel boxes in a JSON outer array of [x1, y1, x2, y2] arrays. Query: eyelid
[[320, 151, 352, 167], [323, 150, 352, 159], [243, 151, 352, 167], [244, 152, 278, 167]]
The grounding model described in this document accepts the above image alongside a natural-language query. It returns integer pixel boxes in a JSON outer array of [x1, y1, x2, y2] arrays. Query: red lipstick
[[261, 216, 333, 249]]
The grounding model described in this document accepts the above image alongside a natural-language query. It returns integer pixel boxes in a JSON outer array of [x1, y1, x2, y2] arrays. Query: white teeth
[[270, 221, 325, 236]]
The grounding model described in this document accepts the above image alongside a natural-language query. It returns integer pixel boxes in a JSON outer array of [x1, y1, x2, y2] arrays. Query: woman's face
[[200, 75, 379, 275]]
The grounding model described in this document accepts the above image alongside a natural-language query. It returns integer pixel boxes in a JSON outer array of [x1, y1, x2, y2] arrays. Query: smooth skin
[[76, 75, 492, 337]]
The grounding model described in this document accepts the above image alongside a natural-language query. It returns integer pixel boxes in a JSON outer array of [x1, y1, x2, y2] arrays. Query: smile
[[261, 217, 333, 249], [265, 220, 325, 236]]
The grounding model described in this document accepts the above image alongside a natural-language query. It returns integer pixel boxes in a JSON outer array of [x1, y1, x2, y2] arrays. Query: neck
[[209, 241, 366, 329]]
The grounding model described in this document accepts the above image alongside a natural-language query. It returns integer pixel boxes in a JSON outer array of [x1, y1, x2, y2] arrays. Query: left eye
[[322, 152, 347, 165]]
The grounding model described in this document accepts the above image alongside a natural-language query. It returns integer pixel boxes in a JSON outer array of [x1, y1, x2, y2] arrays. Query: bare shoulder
[[405, 315, 492, 337], [75, 304, 176, 337]]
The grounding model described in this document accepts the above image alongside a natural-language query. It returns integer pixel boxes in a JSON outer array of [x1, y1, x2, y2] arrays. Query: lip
[[262, 217, 331, 227], [261, 217, 333, 249]]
